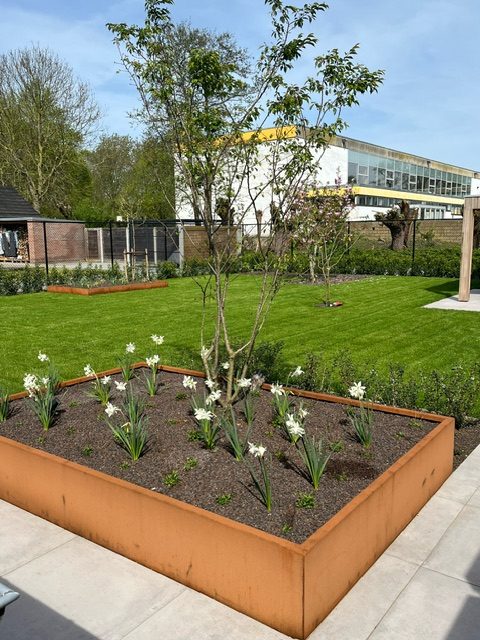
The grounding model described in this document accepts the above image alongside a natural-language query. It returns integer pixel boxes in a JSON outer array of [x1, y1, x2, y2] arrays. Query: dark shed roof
[[0, 186, 40, 219]]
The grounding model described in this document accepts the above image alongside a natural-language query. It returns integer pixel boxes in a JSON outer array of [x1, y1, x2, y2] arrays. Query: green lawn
[[1, 275, 478, 392]]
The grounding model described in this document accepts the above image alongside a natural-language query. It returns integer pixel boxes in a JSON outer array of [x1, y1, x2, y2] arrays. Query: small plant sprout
[[247, 442, 272, 512], [193, 407, 220, 450], [24, 372, 58, 431], [0, 386, 10, 421], [84, 365, 112, 406], [183, 456, 198, 471], [144, 354, 160, 396], [296, 433, 331, 490], [347, 381, 374, 448], [296, 493, 316, 509], [220, 408, 251, 461], [216, 493, 233, 506], [118, 342, 137, 382], [163, 470, 180, 487]]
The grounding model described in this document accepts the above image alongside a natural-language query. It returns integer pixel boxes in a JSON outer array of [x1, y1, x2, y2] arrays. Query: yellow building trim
[[239, 126, 298, 143], [353, 186, 464, 206]]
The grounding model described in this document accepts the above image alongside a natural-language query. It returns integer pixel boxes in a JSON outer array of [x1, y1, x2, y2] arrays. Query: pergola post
[[458, 195, 479, 302]]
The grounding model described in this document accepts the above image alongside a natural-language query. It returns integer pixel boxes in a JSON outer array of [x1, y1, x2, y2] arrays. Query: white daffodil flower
[[105, 402, 120, 418], [237, 377, 252, 389], [248, 442, 266, 458], [84, 364, 95, 377], [222, 361, 230, 370], [125, 343, 136, 354], [38, 352, 49, 362], [194, 407, 214, 421], [349, 381, 366, 401], [114, 381, 127, 392], [290, 366, 304, 377], [182, 376, 197, 390], [146, 355, 160, 368], [206, 390, 222, 404], [270, 383, 285, 396], [101, 376, 111, 385], [205, 378, 216, 390], [151, 334, 164, 345]]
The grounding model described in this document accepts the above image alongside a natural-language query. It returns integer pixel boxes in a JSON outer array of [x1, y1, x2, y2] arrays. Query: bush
[[293, 349, 480, 426], [336, 246, 480, 279]]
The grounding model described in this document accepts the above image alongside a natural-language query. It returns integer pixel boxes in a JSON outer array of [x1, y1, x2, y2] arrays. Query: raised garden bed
[[47, 280, 168, 295], [0, 365, 454, 639]]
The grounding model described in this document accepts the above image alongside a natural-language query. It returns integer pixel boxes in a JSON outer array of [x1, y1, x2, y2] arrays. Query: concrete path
[[1, 445, 480, 639]]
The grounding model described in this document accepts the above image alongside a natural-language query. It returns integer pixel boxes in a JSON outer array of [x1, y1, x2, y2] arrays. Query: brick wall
[[27, 221, 86, 264], [351, 219, 463, 249]]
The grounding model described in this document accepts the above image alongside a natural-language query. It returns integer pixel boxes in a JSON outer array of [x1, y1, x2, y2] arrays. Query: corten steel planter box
[[47, 280, 168, 295], [0, 365, 454, 639]]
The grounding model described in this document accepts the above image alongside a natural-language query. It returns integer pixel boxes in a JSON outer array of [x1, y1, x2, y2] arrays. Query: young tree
[[292, 179, 355, 305], [375, 200, 418, 251], [108, 0, 383, 405], [0, 46, 100, 216]]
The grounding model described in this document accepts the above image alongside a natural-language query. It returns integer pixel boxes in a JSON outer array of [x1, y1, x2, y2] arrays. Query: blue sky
[[1, 0, 479, 169]]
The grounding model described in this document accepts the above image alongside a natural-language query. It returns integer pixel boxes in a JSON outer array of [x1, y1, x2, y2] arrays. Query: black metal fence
[[0, 216, 468, 276], [0, 218, 182, 276]]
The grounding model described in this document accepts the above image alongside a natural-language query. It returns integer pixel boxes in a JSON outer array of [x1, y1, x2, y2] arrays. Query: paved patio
[[424, 289, 480, 312], [1, 444, 480, 639]]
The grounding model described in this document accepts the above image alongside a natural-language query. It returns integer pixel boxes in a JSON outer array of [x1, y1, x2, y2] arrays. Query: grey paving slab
[[467, 487, 480, 508], [436, 458, 480, 504], [122, 588, 290, 640], [368, 567, 480, 640], [0, 500, 75, 574], [385, 494, 463, 566], [309, 554, 418, 640], [3, 535, 186, 640], [424, 289, 480, 312], [424, 504, 480, 586]]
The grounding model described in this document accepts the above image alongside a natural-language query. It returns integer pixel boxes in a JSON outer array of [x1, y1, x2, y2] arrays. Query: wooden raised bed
[[0, 365, 454, 639], [47, 280, 168, 295]]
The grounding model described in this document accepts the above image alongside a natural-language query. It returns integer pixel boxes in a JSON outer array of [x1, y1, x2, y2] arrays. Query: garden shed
[[0, 186, 86, 264]]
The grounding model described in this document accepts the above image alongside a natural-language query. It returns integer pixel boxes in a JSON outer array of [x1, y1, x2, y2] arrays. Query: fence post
[[42, 221, 49, 281], [153, 227, 158, 264], [109, 221, 114, 268], [164, 225, 168, 261], [411, 219, 417, 272]]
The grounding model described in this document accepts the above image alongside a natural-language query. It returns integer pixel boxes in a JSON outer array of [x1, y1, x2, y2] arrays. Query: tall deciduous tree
[[0, 45, 100, 215], [108, 0, 383, 405]]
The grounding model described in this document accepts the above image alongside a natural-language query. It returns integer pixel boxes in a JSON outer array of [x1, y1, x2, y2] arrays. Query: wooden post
[[458, 196, 480, 301]]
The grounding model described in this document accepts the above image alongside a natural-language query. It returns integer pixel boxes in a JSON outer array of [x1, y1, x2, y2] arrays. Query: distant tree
[[0, 45, 100, 216], [86, 134, 174, 220], [375, 200, 418, 250]]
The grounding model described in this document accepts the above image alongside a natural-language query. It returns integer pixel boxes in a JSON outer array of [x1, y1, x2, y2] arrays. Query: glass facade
[[356, 195, 463, 218], [348, 150, 471, 197]]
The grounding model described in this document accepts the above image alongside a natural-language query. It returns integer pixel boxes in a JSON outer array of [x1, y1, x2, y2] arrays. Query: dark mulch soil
[[2, 370, 475, 544], [286, 274, 372, 286]]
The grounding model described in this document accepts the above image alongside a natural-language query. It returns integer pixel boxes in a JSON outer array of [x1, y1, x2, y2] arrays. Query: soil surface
[[2, 370, 473, 544], [286, 274, 372, 286]]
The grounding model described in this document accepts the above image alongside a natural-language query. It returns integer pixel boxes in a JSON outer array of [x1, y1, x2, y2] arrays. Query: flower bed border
[[0, 365, 454, 639], [46, 280, 168, 295]]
